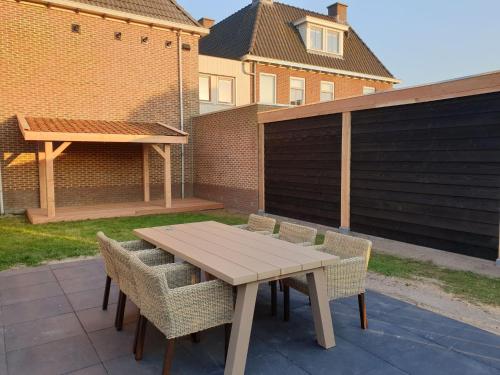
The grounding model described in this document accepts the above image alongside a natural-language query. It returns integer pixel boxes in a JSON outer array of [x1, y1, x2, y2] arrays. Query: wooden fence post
[[258, 122, 265, 213], [340, 112, 351, 231]]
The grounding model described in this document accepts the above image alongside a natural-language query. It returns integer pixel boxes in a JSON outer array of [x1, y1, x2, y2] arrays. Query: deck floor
[[26, 198, 224, 224]]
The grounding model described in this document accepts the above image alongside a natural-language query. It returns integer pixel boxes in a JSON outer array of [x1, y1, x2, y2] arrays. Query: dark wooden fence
[[259, 73, 500, 261]]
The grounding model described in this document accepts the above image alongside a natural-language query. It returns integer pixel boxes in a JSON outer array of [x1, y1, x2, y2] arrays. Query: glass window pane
[[290, 78, 305, 106], [327, 30, 339, 53], [260, 74, 276, 104], [218, 78, 233, 104], [363, 86, 376, 95], [310, 27, 323, 50], [320, 82, 334, 102], [199, 76, 210, 101]]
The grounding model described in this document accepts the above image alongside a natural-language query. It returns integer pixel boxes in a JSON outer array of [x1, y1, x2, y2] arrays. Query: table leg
[[307, 269, 336, 349], [224, 282, 259, 375]]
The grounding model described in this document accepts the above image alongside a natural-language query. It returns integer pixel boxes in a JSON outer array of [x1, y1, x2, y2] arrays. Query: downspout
[[0, 160, 4, 215], [177, 32, 185, 199]]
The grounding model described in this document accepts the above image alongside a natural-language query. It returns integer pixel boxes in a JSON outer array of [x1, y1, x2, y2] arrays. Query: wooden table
[[134, 221, 339, 375]]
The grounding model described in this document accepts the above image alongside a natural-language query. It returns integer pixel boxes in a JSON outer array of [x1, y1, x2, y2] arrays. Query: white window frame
[[309, 26, 323, 51], [217, 76, 235, 105], [259, 73, 277, 105], [326, 29, 340, 54], [199, 75, 211, 102], [290, 77, 306, 106], [307, 24, 344, 57], [363, 86, 376, 95], [320, 81, 335, 102]]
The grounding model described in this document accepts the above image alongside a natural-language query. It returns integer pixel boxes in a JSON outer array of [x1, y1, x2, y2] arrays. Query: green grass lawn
[[1, 212, 498, 307], [0, 210, 246, 271]]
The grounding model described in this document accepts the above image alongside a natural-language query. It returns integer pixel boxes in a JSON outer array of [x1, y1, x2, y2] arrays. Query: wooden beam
[[163, 145, 172, 208], [44, 142, 56, 218], [340, 112, 351, 231], [151, 144, 167, 159], [52, 142, 72, 159], [143, 144, 150, 202], [258, 123, 265, 212], [38, 144, 47, 209], [21, 131, 188, 144]]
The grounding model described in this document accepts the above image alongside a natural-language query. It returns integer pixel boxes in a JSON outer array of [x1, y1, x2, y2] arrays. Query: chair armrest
[[121, 239, 155, 251], [136, 249, 174, 266], [152, 262, 200, 288]]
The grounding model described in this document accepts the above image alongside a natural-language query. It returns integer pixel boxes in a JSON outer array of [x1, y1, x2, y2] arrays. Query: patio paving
[[0, 259, 499, 375]]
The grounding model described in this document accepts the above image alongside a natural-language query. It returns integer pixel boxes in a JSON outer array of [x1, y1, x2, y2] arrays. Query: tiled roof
[[25, 117, 184, 137], [200, 2, 395, 80], [69, 0, 199, 27]]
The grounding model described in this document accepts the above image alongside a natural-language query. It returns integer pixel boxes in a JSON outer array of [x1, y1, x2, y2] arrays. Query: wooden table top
[[134, 221, 339, 286]]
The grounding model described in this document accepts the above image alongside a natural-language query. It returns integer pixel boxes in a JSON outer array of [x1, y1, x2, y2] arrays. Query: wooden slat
[[341, 112, 351, 230], [133, 228, 257, 285], [174, 223, 302, 274], [202, 221, 338, 267]]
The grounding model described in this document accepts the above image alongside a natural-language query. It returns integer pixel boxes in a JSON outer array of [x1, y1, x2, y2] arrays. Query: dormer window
[[295, 16, 349, 57]]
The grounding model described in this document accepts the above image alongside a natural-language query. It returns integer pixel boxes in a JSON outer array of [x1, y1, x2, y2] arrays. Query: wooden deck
[[26, 198, 224, 224]]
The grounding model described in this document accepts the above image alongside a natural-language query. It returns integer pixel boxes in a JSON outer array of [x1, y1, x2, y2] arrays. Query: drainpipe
[[177, 32, 185, 199], [0, 161, 4, 215]]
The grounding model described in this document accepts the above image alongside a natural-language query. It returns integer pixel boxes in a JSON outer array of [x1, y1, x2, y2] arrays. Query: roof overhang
[[293, 16, 349, 32], [17, 0, 210, 36], [242, 55, 401, 84], [17, 115, 189, 144]]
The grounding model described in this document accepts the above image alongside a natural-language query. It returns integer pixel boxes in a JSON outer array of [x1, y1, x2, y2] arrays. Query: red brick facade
[[256, 64, 393, 105], [193, 104, 277, 212], [0, 0, 200, 212]]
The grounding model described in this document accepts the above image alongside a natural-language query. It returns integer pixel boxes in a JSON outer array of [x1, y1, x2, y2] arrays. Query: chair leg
[[224, 323, 232, 364], [270, 281, 277, 316], [116, 291, 127, 331], [114, 291, 123, 329], [162, 339, 175, 375], [102, 276, 111, 311], [283, 284, 290, 322], [191, 332, 201, 343], [135, 315, 148, 361], [358, 293, 368, 330], [133, 313, 142, 354]]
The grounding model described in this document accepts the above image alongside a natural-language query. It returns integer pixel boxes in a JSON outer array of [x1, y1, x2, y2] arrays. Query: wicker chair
[[269, 222, 317, 316], [283, 231, 372, 329], [97, 232, 162, 312], [234, 214, 276, 235], [130, 254, 234, 375], [271, 222, 318, 246]]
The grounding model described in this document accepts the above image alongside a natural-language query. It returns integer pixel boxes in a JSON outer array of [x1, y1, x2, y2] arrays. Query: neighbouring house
[[0, 0, 209, 218], [197, 0, 400, 114]]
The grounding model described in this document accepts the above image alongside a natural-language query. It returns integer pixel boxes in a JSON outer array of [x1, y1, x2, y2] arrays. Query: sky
[[181, 0, 500, 87]]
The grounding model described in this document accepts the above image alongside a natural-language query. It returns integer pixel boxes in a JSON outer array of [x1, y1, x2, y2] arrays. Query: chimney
[[328, 2, 348, 24], [252, 0, 273, 6], [198, 17, 215, 28]]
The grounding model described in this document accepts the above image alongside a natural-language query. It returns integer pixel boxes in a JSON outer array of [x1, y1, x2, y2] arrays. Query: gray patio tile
[[0, 281, 63, 306], [88, 323, 137, 362], [53, 264, 105, 282], [0, 354, 6, 375], [67, 284, 119, 311], [365, 365, 409, 375], [49, 258, 104, 270], [1, 294, 73, 326], [4, 312, 83, 352], [104, 354, 163, 375], [337, 320, 497, 375], [76, 301, 139, 333], [59, 274, 108, 294], [6, 334, 100, 375], [0, 265, 51, 278], [0, 270, 56, 291], [244, 351, 309, 375], [66, 364, 108, 375], [0, 328, 4, 354]]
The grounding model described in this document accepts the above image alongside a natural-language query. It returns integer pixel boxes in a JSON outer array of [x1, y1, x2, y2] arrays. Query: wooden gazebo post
[[152, 144, 172, 208]]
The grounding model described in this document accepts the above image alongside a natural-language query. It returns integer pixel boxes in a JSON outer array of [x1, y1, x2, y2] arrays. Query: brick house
[[0, 0, 209, 217], [197, 0, 399, 114]]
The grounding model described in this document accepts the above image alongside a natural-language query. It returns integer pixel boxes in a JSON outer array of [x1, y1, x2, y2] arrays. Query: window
[[320, 82, 335, 102], [199, 75, 211, 102], [310, 26, 323, 50], [290, 77, 305, 106], [326, 30, 340, 54], [218, 77, 234, 104], [363, 86, 376, 95], [260, 74, 276, 104]]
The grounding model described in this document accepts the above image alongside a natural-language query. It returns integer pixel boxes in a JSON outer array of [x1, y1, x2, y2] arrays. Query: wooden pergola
[[17, 115, 189, 219]]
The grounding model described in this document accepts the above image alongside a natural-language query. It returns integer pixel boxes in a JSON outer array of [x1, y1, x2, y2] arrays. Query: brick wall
[[256, 64, 393, 105], [0, 0, 199, 212], [193, 104, 278, 212]]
